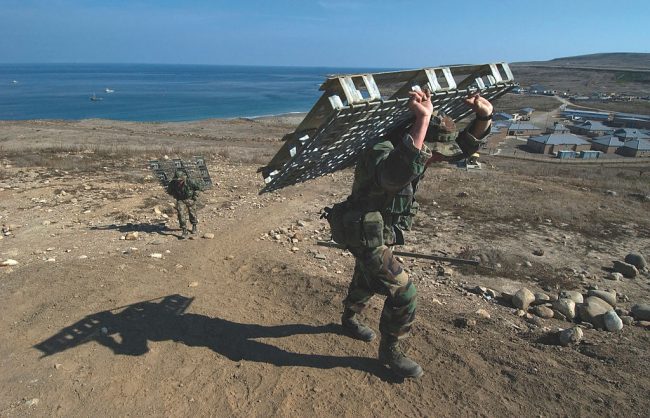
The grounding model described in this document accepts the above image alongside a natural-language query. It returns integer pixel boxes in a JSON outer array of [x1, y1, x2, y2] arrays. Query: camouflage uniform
[[342, 119, 486, 339], [167, 172, 203, 232]]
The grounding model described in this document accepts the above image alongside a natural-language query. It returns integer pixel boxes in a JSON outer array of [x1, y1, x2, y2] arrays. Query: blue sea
[[0, 64, 388, 122]]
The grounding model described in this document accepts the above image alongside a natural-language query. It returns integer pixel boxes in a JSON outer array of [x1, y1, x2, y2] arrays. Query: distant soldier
[[167, 170, 203, 238], [328, 89, 493, 378]]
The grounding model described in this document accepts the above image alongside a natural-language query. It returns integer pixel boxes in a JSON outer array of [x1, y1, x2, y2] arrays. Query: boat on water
[[105, 88, 114, 93], [90, 93, 103, 102]]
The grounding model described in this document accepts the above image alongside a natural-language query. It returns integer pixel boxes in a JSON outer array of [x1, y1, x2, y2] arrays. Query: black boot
[[191, 224, 198, 234], [378, 335, 423, 378], [181, 228, 189, 239], [341, 308, 376, 342]]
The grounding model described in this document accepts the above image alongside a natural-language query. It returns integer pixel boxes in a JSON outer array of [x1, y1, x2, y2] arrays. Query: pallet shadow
[[35, 294, 397, 381]]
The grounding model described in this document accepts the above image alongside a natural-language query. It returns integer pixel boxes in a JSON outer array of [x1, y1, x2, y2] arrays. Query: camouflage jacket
[[346, 124, 486, 245], [167, 178, 203, 200]]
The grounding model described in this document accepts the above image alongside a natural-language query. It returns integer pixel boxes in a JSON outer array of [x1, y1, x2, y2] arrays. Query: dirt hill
[[516, 53, 650, 70], [1, 116, 649, 417]]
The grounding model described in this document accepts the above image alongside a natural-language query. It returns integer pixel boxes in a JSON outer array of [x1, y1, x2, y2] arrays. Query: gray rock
[[621, 316, 635, 326], [625, 253, 647, 270], [532, 292, 551, 306], [552, 309, 567, 321], [512, 288, 535, 310], [603, 310, 623, 332], [559, 290, 584, 304], [533, 306, 554, 319], [606, 272, 623, 281], [559, 327, 583, 346], [631, 303, 650, 321], [612, 261, 638, 278], [587, 289, 617, 307], [553, 299, 577, 320], [578, 296, 614, 328]]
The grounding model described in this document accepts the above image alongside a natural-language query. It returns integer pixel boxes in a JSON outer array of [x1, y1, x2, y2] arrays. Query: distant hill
[[514, 53, 650, 70]]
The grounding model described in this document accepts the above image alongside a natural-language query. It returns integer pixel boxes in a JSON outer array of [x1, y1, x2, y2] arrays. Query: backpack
[[169, 179, 190, 200]]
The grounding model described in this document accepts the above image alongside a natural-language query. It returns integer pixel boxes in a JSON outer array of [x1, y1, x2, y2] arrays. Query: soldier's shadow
[[90, 222, 176, 237], [34, 294, 396, 381]]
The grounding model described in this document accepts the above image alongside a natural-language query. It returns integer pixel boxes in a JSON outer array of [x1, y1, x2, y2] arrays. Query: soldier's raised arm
[[375, 90, 433, 192]]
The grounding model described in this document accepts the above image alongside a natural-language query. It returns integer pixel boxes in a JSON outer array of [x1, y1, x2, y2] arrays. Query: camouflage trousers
[[175, 199, 198, 229], [343, 245, 417, 339]]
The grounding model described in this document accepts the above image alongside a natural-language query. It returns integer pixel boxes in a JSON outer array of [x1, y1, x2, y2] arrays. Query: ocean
[[0, 64, 389, 122]]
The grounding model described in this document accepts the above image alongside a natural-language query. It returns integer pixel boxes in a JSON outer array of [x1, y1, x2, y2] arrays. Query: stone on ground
[[512, 288, 535, 310]]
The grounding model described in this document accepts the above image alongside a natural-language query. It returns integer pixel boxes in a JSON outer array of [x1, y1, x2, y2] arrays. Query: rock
[[603, 311, 623, 332], [457, 191, 470, 198], [578, 296, 613, 328], [188, 281, 199, 288], [291, 246, 299, 252], [150, 253, 163, 259], [553, 299, 576, 320], [624, 253, 647, 270], [533, 249, 545, 256], [605, 190, 617, 196], [587, 289, 617, 307], [524, 261, 533, 267], [606, 272, 623, 281], [559, 290, 584, 304], [636, 321, 650, 329], [621, 316, 634, 326], [630, 304, 650, 321], [154, 207, 162, 215], [533, 306, 554, 319], [475, 309, 491, 319], [525, 315, 543, 327], [225, 255, 235, 260], [1, 259, 18, 266], [25, 398, 39, 407], [552, 310, 567, 321], [533, 292, 551, 305], [512, 288, 535, 310], [314, 253, 327, 260], [203, 233, 215, 239], [559, 327, 583, 346], [612, 260, 638, 278], [124, 232, 139, 241], [515, 309, 526, 317], [78, 255, 88, 259]]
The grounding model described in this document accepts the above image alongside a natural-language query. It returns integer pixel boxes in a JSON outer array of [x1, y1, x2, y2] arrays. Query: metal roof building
[[527, 133, 591, 154], [618, 138, 650, 157]]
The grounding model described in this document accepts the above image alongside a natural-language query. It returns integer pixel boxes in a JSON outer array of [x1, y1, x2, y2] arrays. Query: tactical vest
[[324, 137, 430, 248]]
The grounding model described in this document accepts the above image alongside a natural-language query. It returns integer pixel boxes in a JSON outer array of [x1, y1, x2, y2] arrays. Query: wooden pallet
[[149, 156, 213, 189], [259, 63, 517, 193]]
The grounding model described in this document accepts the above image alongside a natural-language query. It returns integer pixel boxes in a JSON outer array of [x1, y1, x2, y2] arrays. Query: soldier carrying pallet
[[325, 89, 494, 379], [167, 170, 204, 238]]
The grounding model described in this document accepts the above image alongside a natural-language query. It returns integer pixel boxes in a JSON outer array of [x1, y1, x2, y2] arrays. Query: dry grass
[[493, 94, 561, 114], [417, 157, 650, 240]]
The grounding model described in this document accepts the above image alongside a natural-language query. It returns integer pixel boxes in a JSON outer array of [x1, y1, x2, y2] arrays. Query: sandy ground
[[1, 115, 650, 417]]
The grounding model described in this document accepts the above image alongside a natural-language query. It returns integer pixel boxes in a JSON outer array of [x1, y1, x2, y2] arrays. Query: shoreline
[[0, 111, 308, 125]]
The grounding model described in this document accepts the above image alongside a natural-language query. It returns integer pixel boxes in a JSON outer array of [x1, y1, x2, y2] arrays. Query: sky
[[1, 0, 649, 68]]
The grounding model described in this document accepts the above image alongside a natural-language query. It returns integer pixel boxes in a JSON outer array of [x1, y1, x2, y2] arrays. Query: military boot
[[191, 224, 198, 234], [341, 308, 376, 342], [181, 228, 189, 239], [378, 335, 423, 378]]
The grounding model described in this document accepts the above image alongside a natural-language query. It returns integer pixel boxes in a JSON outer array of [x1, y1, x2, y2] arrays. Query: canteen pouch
[[361, 211, 384, 248], [322, 201, 349, 246]]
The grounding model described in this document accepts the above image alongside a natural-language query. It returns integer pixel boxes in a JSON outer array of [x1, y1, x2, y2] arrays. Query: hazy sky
[[1, 0, 648, 67]]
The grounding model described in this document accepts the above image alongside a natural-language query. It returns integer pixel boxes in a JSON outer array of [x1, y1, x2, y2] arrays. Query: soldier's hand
[[464, 94, 493, 118], [408, 89, 434, 119]]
